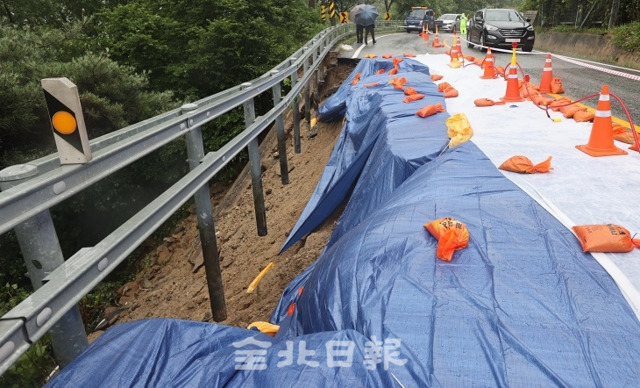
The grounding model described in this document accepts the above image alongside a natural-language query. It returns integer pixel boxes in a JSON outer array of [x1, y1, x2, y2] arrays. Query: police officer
[[460, 13, 468, 36]]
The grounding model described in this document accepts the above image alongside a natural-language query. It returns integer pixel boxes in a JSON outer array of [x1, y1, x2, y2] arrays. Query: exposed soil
[[88, 58, 356, 341]]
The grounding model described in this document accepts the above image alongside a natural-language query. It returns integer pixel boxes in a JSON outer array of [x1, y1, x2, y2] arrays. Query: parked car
[[403, 7, 442, 33], [467, 8, 535, 52], [437, 13, 462, 33]]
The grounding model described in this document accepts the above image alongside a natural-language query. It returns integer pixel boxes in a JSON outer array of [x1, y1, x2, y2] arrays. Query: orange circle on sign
[[51, 111, 77, 135]]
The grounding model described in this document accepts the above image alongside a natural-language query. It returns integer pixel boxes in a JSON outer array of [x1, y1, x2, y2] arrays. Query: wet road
[[339, 30, 640, 128]]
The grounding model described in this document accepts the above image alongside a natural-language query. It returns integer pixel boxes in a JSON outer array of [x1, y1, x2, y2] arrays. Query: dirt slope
[[89, 60, 355, 340]]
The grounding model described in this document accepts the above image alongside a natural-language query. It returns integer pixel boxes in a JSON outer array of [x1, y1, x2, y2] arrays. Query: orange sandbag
[[444, 88, 459, 98], [498, 155, 553, 174], [350, 73, 361, 85], [550, 77, 564, 94], [388, 66, 399, 75], [572, 224, 637, 253], [403, 52, 416, 58], [402, 93, 425, 103], [431, 74, 444, 81], [393, 57, 404, 66], [559, 104, 586, 118], [474, 98, 495, 107], [391, 76, 407, 89], [416, 103, 445, 118], [404, 87, 418, 96], [364, 54, 377, 58], [424, 217, 470, 262], [382, 54, 393, 59], [531, 94, 555, 106], [573, 110, 595, 122], [549, 97, 572, 111], [376, 68, 386, 75], [612, 124, 638, 144], [438, 82, 452, 92]]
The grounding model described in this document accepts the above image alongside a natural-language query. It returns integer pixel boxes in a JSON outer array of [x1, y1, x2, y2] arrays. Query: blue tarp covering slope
[[47, 58, 640, 387], [280, 58, 441, 253]]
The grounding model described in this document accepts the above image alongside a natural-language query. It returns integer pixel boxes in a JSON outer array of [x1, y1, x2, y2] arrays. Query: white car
[[437, 13, 462, 33]]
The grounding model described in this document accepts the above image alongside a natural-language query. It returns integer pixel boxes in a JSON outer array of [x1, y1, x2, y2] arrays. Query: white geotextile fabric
[[415, 53, 640, 319]]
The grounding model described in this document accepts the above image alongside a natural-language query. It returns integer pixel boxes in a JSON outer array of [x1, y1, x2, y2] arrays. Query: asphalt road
[[339, 30, 640, 128]]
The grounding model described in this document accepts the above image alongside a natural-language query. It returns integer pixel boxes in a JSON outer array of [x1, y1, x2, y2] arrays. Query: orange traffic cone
[[432, 27, 443, 48], [576, 85, 627, 157], [420, 25, 429, 41], [539, 54, 553, 93], [449, 35, 461, 68], [480, 48, 496, 79], [501, 47, 524, 102], [454, 32, 463, 59]]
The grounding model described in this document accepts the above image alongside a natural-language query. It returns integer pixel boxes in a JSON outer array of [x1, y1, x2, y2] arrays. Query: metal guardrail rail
[[0, 21, 402, 376]]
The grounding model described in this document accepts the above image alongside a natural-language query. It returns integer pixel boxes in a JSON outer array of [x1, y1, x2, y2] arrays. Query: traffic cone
[[480, 48, 496, 79], [539, 54, 553, 93], [454, 32, 463, 59], [501, 47, 524, 102], [432, 27, 443, 48], [576, 85, 627, 157], [420, 25, 429, 41], [449, 35, 461, 68]]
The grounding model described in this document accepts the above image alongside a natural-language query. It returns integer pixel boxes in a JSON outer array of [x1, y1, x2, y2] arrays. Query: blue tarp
[[47, 58, 640, 387], [280, 58, 442, 253]]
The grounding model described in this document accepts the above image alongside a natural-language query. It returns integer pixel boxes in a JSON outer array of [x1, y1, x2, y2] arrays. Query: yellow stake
[[247, 262, 275, 294]]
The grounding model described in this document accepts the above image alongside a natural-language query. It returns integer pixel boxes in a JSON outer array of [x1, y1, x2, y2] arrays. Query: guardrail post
[[290, 58, 301, 153], [240, 83, 268, 236], [270, 71, 290, 185], [303, 47, 311, 129], [181, 104, 227, 322], [0, 165, 87, 367], [313, 46, 320, 105]]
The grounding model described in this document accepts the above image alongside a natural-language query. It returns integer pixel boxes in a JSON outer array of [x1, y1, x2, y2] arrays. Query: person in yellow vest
[[460, 13, 468, 36]]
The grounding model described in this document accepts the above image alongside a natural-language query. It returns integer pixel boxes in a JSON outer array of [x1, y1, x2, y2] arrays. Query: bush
[[611, 22, 640, 53]]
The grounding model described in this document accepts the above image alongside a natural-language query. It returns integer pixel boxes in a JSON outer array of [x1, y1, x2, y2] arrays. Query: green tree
[[95, 0, 323, 100], [0, 22, 177, 168]]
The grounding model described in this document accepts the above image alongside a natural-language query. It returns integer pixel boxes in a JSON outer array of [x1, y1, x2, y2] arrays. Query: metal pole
[[0, 165, 87, 367], [290, 58, 301, 153], [181, 104, 227, 322], [313, 47, 320, 105], [303, 48, 311, 130], [270, 71, 290, 185], [241, 83, 268, 236]]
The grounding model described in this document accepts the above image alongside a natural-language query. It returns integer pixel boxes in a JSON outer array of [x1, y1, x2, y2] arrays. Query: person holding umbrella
[[356, 23, 364, 44], [351, 3, 378, 45]]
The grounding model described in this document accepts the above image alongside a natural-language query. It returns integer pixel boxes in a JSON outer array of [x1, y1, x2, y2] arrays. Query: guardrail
[[0, 20, 402, 376]]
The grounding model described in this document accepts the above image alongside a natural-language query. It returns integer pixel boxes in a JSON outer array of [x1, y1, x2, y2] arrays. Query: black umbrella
[[351, 4, 378, 26]]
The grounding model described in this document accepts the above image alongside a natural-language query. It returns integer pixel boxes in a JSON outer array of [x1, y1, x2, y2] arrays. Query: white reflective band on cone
[[595, 110, 612, 117], [600, 95, 610, 101]]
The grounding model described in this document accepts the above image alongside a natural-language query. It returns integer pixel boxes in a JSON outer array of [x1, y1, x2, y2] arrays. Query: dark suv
[[467, 8, 535, 52], [403, 7, 442, 33]]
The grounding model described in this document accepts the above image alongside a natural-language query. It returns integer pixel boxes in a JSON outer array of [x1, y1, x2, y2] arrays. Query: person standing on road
[[356, 23, 364, 44], [364, 23, 376, 45], [460, 13, 468, 36]]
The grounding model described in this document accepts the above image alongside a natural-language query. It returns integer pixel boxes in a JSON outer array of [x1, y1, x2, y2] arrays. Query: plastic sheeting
[[46, 319, 396, 387], [280, 58, 442, 253], [47, 57, 640, 387]]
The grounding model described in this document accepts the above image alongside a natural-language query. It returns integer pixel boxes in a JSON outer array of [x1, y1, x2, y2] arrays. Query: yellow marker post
[[247, 262, 275, 294]]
